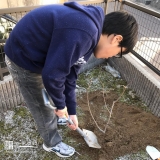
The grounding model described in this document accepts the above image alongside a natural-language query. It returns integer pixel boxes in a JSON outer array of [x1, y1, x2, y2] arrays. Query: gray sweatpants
[[5, 55, 62, 147]]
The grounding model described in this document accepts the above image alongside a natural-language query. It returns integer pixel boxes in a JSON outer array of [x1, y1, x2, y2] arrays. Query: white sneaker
[[57, 117, 67, 125], [43, 142, 75, 158]]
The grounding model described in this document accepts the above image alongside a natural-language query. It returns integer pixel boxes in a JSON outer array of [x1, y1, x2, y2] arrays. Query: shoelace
[[57, 143, 69, 151]]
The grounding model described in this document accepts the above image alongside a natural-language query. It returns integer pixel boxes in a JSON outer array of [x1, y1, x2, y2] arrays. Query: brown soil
[[68, 91, 160, 160]]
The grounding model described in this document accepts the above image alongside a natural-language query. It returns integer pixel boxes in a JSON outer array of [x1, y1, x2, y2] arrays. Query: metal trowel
[[42, 88, 101, 149], [146, 146, 160, 160]]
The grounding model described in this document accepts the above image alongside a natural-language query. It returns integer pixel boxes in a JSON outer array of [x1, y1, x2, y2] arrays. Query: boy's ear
[[112, 34, 123, 44], [115, 35, 123, 42]]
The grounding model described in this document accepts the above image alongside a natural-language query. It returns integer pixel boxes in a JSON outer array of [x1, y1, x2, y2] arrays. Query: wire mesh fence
[[106, 0, 121, 13], [122, 3, 160, 72]]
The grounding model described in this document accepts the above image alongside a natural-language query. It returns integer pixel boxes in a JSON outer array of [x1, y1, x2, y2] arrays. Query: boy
[[5, 2, 138, 158]]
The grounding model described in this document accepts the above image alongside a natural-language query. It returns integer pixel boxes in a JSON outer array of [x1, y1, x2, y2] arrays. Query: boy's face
[[94, 34, 126, 59]]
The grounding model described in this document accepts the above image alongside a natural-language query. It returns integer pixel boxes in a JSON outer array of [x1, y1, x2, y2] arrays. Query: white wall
[[0, 0, 66, 8], [1, 1, 8, 8]]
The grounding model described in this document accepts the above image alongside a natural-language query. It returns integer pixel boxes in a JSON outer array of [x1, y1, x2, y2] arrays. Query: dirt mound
[[71, 91, 160, 160]]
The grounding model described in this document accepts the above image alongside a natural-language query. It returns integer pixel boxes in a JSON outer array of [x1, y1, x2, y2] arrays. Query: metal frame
[[120, 0, 160, 76], [122, 0, 160, 18], [132, 50, 160, 76]]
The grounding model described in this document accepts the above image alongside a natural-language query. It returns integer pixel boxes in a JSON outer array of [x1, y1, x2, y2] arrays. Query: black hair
[[102, 11, 138, 54]]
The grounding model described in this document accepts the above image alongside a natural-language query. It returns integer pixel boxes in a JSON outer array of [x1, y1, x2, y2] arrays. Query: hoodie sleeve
[[63, 64, 81, 115], [42, 29, 93, 114]]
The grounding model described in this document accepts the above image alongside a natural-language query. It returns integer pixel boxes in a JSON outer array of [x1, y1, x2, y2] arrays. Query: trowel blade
[[146, 146, 160, 160], [82, 129, 101, 149]]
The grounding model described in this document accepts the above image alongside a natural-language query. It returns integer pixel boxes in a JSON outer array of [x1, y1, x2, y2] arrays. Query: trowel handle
[[76, 128, 87, 138], [42, 88, 56, 110], [67, 118, 86, 138]]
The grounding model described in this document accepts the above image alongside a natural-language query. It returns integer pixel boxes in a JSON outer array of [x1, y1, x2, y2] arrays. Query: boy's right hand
[[54, 106, 69, 118]]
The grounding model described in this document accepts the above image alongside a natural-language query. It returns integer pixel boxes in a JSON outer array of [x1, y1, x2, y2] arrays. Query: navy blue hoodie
[[4, 2, 104, 115]]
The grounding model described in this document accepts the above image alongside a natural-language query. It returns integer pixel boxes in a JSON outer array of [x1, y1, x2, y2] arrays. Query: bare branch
[[86, 88, 105, 133], [87, 77, 127, 133], [104, 85, 127, 133]]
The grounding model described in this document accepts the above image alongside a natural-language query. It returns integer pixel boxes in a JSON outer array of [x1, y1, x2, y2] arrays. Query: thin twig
[[104, 85, 127, 133], [86, 88, 105, 133], [87, 81, 127, 133], [101, 89, 113, 114], [86, 76, 105, 133], [98, 67, 111, 114]]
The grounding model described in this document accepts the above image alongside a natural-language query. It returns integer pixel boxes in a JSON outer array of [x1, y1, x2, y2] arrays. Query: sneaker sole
[[57, 123, 67, 125], [43, 144, 75, 158]]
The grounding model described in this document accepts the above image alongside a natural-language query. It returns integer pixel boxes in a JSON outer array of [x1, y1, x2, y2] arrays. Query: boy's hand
[[54, 106, 69, 118], [67, 115, 78, 130], [54, 107, 78, 130]]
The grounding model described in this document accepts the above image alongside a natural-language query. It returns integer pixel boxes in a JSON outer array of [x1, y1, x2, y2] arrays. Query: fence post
[[119, 0, 124, 11], [104, 0, 108, 14]]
